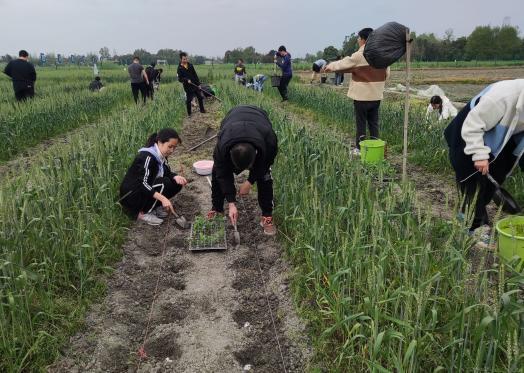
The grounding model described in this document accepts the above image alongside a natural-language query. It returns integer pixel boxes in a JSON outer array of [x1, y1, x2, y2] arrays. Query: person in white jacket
[[444, 79, 524, 231], [426, 95, 457, 121]]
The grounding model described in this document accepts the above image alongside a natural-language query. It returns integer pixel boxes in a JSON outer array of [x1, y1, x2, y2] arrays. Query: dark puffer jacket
[[213, 105, 278, 202]]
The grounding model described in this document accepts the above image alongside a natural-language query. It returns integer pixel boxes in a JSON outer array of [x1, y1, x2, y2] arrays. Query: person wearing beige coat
[[324, 28, 390, 153]]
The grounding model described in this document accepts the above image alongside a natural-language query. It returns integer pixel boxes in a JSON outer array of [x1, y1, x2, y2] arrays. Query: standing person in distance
[[128, 56, 149, 104], [177, 52, 206, 117], [145, 61, 158, 100], [334, 55, 345, 86], [208, 105, 278, 236], [3, 50, 37, 101], [274, 45, 292, 101], [234, 58, 247, 84], [324, 28, 390, 155], [119, 128, 188, 226]]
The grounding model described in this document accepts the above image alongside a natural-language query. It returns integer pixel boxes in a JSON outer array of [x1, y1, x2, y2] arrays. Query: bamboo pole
[[402, 28, 412, 183]]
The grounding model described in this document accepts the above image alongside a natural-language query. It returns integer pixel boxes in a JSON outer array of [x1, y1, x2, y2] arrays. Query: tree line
[[2, 25, 523, 65]]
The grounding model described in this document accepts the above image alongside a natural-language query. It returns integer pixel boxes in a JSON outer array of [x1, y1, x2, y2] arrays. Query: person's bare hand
[[323, 64, 333, 73], [174, 175, 187, 186], [161, 197, 176, 215], [474, 160, 489, 175], [238, 181, 252, 196], [228, 203, 238, 225]]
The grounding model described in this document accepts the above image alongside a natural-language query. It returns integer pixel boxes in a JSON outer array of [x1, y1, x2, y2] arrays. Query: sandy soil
[[49, 102, 311, 372]]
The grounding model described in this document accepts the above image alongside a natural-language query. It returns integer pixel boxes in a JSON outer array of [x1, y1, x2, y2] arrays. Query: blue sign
[[70, 55, 75, 63], [40, 53, 46, 64], [57, 54, 62, 64]]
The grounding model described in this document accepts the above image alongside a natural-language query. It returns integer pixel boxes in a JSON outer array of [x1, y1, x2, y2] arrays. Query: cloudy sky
[[0, 0, 523, 58]]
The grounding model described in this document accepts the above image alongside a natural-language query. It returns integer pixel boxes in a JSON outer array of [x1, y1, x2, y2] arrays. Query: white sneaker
[[351, 148, 361, 156], [138, 212, 163, 226], [153, 206, 169, 219]]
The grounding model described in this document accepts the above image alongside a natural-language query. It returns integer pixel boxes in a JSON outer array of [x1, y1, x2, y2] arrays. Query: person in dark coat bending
[[208, 105, 278, 235], [177, 52, 205, 116]]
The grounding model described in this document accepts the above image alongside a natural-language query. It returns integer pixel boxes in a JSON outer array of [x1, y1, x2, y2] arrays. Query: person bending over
[[444, 79, 524, 233], [208, 105, 278, 235]]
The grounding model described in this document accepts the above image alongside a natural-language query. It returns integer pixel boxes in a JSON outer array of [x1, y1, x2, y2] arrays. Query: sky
[[0, 0, 523, 58]]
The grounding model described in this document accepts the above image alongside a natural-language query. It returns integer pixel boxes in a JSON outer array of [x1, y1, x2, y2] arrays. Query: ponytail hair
[[145, 128, 182, 147]]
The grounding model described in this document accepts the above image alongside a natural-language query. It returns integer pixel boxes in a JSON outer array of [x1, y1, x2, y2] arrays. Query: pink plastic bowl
[[193, 160, 214, 175]]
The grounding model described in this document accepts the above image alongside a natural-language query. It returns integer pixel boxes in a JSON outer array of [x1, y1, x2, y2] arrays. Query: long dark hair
[[430, 95, 443, 114], [145, 128, 182, 147]]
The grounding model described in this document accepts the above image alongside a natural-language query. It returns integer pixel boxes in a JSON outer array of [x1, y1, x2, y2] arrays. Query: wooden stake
[[402, 28, 412, 183]]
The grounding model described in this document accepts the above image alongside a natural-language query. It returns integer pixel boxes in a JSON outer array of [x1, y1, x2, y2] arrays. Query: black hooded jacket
[[177, 62, 201, 92], [213, 105, 278, 203]]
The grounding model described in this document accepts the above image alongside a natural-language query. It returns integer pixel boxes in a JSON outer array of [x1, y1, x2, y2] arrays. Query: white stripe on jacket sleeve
[[143, 156, 153, 191]]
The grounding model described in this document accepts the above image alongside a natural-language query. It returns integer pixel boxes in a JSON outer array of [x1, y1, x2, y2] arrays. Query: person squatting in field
[[323, 28, 390, 155], [426, 95, 458, 121], [119, 128, 188, 226], [127, 56, 150, 104], [89, 76, 104, 92], [177, 51, 206, 116], [444, 79, 524, 233], [3, 50, 37, 101], [274, 45, 292, 101], [208, 105, 278, 236]]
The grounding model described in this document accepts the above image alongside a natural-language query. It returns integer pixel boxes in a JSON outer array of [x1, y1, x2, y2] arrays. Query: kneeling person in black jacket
[[120, 128, 188, 226], [209, 105, 278, 236]]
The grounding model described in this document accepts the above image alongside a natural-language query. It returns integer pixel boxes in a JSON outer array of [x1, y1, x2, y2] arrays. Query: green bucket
[[359, 139, 386, 164], [496, 215, 524, 267]]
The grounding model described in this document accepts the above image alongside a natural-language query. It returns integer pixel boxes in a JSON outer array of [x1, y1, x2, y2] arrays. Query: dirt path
[[49, 102, 310, 372]]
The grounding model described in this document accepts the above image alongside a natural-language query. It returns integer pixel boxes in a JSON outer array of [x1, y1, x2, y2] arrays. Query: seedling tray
[[189, 216, 228, 251]]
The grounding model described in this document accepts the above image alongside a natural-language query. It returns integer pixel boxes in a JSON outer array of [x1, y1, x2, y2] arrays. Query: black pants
[[211, 168, 274, 217], [120, 176, 182, 217], [354, 100, 380, 148], [131, 82, 147, 104], [15, 87, 34, 101], [278, 75, 292, 101], [145, 83, 154, 100], [450, 138, 517, 230], [185, 89, 205, 115]]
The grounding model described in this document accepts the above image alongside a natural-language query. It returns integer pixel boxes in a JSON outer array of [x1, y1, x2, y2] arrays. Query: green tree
[[496, 25, 521, 59], [99, 46, 111, 60], [323, 46, 339, 61], [341, 33, 358, 56], [465, 26, 496, 60], [132, 49, 154, 64]]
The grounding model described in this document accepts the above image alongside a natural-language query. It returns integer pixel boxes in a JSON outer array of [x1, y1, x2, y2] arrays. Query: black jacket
[[213, 105, 278, 203], [177, 63, 200, 92], [120, 151, 177, 199], [3, 59, 37, 92], [89, 80, 103, 91]]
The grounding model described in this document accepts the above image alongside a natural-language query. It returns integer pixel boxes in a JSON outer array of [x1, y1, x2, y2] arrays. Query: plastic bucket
[[271, 75, 282, 87], [193, 160, 214, 176], [359, 139, 386, 164], [496, 216, 524, 266]]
